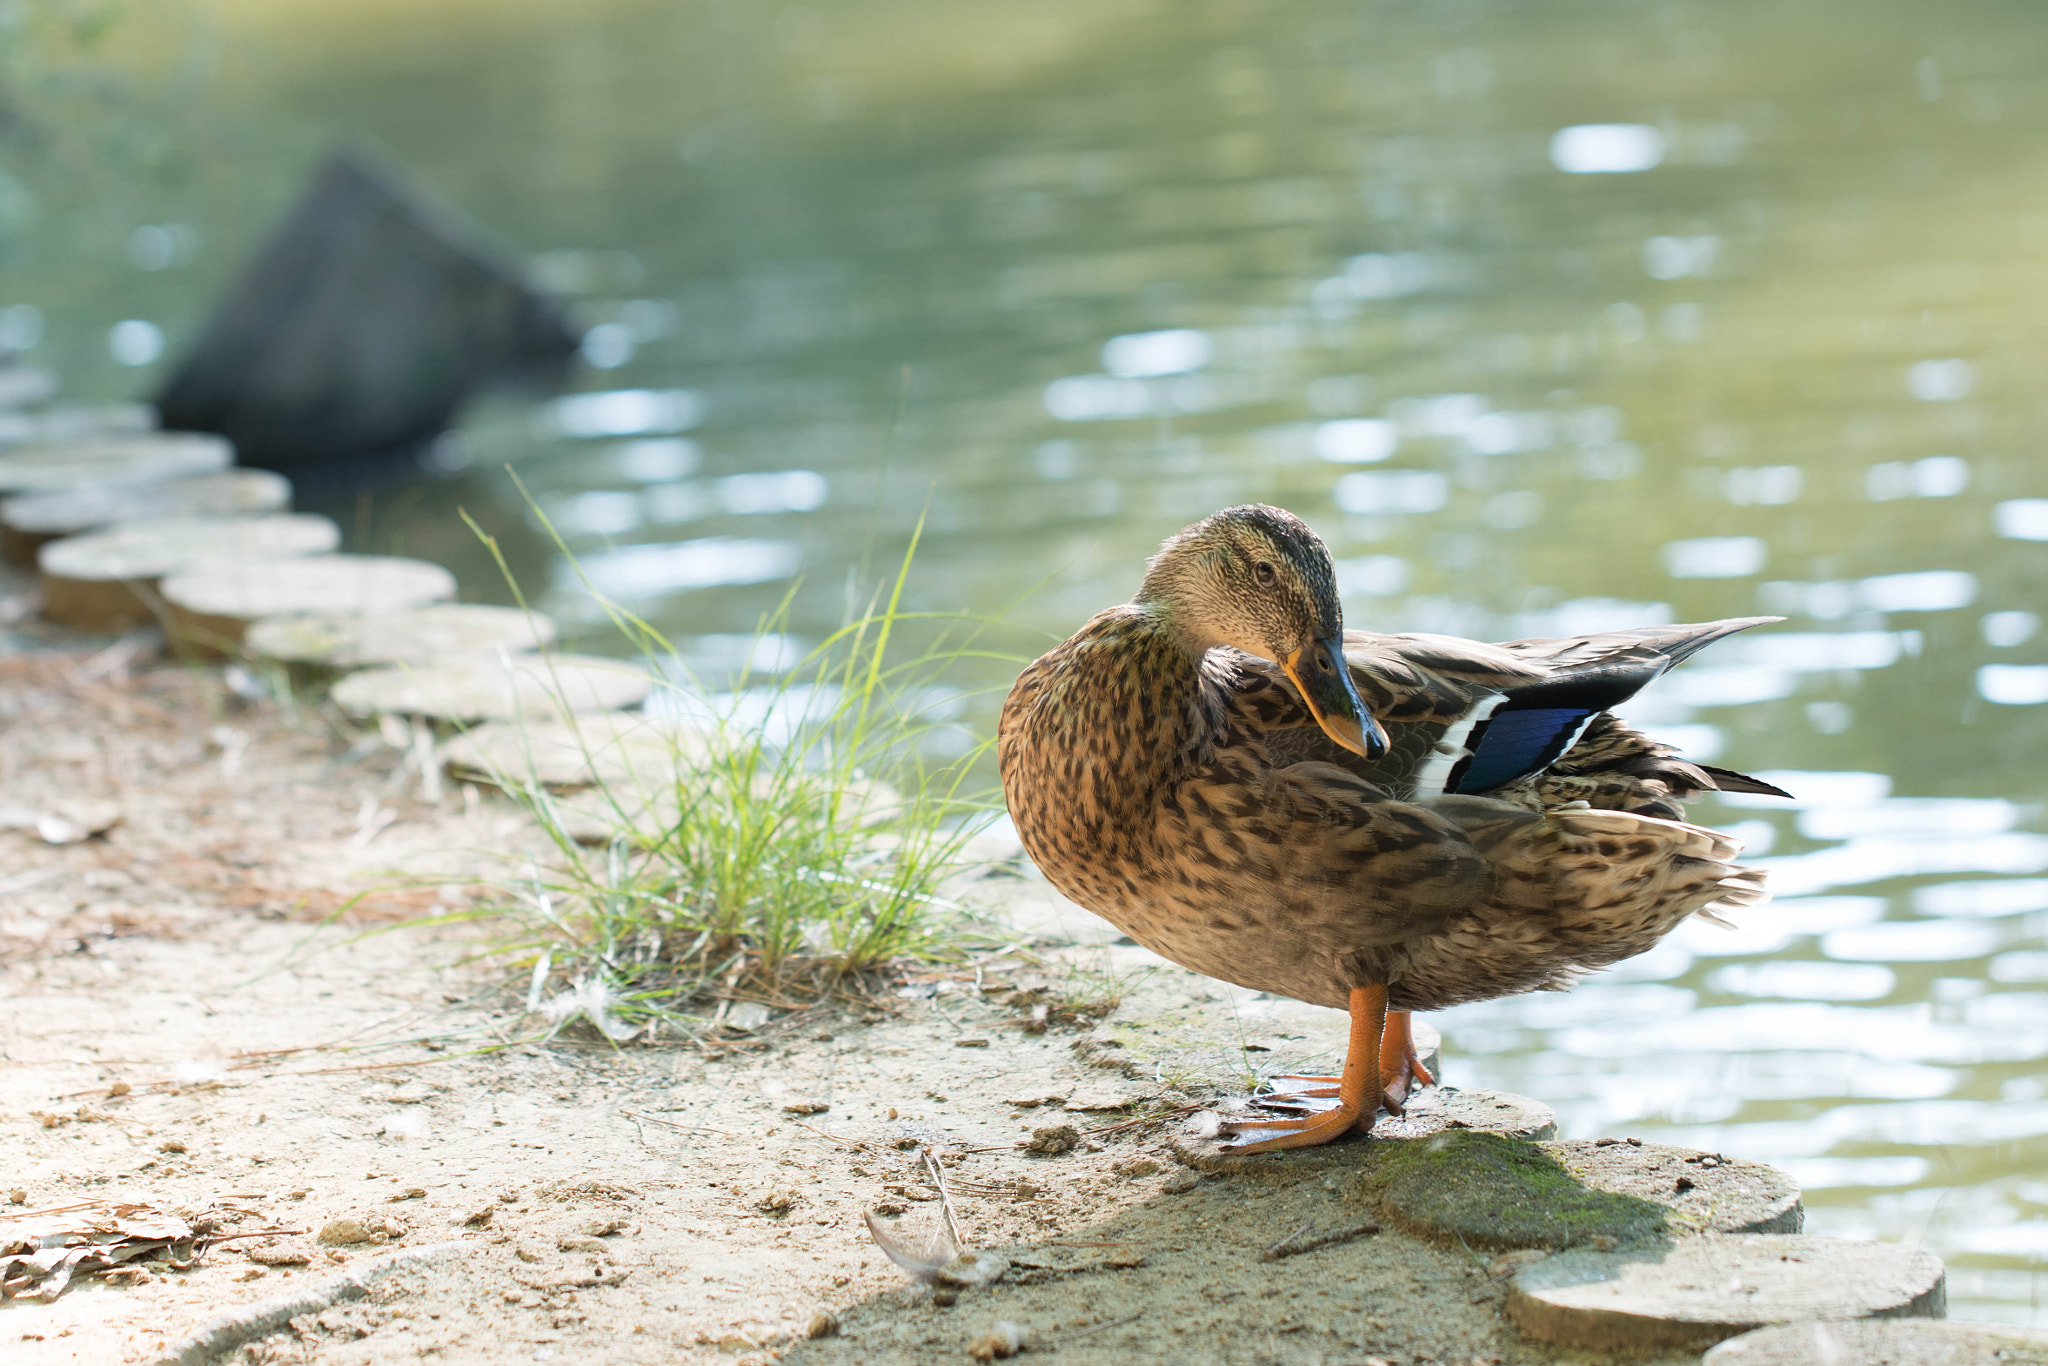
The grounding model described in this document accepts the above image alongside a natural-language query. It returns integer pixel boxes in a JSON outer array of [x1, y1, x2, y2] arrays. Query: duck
[[997, 504, 1788, 1153]]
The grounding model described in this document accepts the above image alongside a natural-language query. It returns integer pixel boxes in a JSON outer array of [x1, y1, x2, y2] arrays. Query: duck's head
[[1136, 504, 1387, 760]]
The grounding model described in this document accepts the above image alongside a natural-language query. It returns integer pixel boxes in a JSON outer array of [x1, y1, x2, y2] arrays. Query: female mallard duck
[[997, 504, 1786, 1153]]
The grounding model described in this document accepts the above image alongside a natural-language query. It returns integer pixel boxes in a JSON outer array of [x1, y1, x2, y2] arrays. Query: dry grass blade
[[924, 1149, 966, 1249], [1055, 1312, 1145, 1342], [785, 1116, 871, 1151], [1262, 1222, 1313, 1260], [0, 1200, 108, 1223], [619, 1108, 734, 1137], [1080, 1103, 1206, 1140], [1259, 1219, 1381, 1261], [1040, 1239, 1144, 1249]]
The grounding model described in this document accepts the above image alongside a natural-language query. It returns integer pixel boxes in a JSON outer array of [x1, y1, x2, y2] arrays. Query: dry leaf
[[0, 1201, 272, 1301]]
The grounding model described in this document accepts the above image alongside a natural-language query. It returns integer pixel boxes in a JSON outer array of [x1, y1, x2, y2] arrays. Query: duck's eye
[[1252, 560, 1278, 588]]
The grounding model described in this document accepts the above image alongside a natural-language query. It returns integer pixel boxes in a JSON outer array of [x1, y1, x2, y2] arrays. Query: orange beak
[[1282, 639, 1387, 760]]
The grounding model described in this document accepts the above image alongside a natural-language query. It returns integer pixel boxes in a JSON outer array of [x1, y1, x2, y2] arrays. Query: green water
[[18, 0, 2048, 1321]]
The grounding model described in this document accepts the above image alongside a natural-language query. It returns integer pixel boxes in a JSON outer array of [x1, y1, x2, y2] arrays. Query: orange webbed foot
[[1218, 985, 1391, 1153], [1220, 1100, 1368, 1153], [1252, 1074, 1406, 1120]]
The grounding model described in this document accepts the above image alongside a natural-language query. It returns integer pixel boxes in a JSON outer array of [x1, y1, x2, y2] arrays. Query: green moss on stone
[[1351, 1131, 1672, 1251]]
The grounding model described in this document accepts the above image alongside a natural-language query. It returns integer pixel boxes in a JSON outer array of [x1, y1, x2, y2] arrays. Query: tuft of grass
[[458, 508, 1009, 1038]]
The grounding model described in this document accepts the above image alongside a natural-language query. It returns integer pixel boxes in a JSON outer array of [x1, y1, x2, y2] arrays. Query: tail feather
[[1544, 805, 1768, 936], [1696, 867, 1771, 926], [1400, 800, 1770, 1009], [1698, 765, 1795, 800]]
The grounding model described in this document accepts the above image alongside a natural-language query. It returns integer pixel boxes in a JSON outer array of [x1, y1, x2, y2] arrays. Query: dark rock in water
[[155, 147, 578, 474]]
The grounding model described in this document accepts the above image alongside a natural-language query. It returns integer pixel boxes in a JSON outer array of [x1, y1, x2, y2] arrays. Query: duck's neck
[[1127, 599, 1213, 669], [1133, 551, 1224, 665]]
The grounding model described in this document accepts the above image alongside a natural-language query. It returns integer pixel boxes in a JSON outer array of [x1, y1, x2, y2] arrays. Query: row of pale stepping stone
[[1176, 1092, 2041, 1363], [3, 427, 683, 847], [2, 428, 656, 731]]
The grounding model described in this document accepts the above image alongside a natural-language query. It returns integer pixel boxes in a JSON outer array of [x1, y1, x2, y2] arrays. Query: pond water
[[19, 0, 2048, 1322]]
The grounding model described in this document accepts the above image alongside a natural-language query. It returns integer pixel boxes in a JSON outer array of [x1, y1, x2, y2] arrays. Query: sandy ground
[[0, 651, 1698, 1366]]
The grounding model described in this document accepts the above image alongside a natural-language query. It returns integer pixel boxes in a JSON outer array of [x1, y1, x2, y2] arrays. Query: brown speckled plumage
[[997, 505, 1779, 1018]]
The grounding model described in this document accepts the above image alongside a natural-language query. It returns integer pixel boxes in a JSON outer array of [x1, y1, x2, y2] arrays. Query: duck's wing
[[1216, 633, 1536, 788], [1222, 618, 1791, 806], [1445, 618, 1795, 801]]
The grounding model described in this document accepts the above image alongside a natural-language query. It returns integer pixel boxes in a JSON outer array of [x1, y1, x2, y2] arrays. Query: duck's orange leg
[[1379, 1008, 1435, 1104], [1220, 984, 1387, 1153]]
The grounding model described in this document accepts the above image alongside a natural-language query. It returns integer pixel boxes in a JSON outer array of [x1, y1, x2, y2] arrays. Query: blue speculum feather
[[1450, 706, 1600, 794]]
